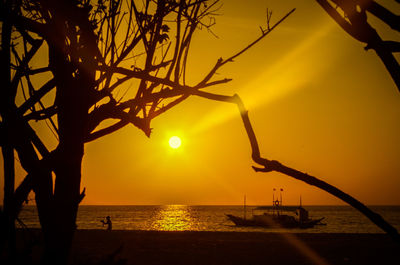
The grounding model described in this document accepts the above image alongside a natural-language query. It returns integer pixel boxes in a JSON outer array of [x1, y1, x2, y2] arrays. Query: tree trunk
[[10, 121, 83, 265], [43, 150, 83, 265], [0, 0, 16, 260], [39, 2, 92, 262], [1, 142, 16, 262]]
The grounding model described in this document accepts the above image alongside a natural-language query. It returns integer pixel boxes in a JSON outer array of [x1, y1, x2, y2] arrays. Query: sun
[[169, 136, 182, 149]]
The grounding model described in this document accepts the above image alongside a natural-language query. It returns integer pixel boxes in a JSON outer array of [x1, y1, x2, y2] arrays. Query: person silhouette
[[101, 216, 112, 231]]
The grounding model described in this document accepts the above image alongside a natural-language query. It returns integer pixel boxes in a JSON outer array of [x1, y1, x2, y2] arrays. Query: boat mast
[[243, 194, 246, 220], [272, 188, 276, 205]]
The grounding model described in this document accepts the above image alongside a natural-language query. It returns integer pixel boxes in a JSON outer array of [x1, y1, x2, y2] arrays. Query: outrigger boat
[[226, 194, 325, 229]]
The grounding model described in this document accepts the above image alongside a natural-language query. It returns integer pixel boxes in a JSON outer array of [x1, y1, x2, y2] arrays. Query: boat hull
[[226, 214, 324, 229]]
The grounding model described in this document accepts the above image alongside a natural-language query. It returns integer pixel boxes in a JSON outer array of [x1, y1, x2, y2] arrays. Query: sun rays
[[191, 22, 336, 135]]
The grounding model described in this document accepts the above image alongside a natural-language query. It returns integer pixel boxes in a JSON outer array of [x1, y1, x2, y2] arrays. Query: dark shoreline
[[14, 229, 400, 264], [73, 230, 400, 265]]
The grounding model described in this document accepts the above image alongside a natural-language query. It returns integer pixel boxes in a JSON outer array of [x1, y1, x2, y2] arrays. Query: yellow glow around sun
[[169, 136, 182, 149]]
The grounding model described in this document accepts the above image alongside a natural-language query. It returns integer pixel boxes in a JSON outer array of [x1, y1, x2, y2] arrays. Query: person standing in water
[[101, 216, 112, 230]]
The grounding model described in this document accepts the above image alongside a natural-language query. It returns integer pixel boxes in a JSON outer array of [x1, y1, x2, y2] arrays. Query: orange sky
[[2, 0, 400, 206]]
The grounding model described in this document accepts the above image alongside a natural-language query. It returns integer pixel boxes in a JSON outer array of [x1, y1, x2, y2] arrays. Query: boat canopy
[[254, 206, 300, 212]]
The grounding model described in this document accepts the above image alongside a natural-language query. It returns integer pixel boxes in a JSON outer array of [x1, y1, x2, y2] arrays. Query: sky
[[2, 0, 400, 206]]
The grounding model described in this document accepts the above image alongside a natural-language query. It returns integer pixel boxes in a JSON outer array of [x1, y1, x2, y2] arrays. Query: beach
[[60, 230, 399, 265], [15, 204, 400, 264]]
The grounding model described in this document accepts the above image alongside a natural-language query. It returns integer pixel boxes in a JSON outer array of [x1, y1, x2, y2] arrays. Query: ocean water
[[18, 205, 400, 233]]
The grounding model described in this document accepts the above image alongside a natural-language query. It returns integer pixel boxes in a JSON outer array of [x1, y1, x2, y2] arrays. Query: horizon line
[[13, 203, 400, 207]]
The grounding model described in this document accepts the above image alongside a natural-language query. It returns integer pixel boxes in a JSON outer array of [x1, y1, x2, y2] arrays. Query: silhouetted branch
[[223, 8, 295, 66], [192, 89, 400, 243], [316, 0, 400, 92], [26, 67, 50, 75], [316, 0, 373, 43], [12, 148, 55, 220], [196, 8, 295, 88], [88, 2, 290, 140], [85, 120, 129, 143], [3, 13, 49, 38], [78, 188, 86, 204], [379, 41, 400, 53], [372, 45, 400, 91], [10, 38, 44, 98], [86, 78, 231, 136], [265, 8, 273, 31], [152, 95, 188, 118], [88, 100, 149, 137], [17, 79, 56, 115], [364, 1, 400, 33], [23, 106, 57, 121], [13, 173, 34, 214]]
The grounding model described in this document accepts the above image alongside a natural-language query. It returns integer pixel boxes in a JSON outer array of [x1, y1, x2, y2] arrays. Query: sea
[[18, 205, 400, 234]]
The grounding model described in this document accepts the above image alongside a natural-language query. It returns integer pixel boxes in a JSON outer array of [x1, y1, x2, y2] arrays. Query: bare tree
[[0, 0, 295, 263], [0, 0, 16, 259], [316, 0, 400, 92]]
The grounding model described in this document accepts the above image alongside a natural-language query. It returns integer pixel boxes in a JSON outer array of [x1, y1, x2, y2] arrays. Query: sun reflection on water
[[149, 205, 196, 231]]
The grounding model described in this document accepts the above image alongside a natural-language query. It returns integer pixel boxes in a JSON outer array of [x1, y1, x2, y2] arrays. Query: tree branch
[[192, 90, 400, 243], [5, 13, 49, 38], [196, 8, 295, 88], [317, 0, 400, 93], [316, 0, 371, 43], [364, 1, 400, 33], [378, 41, 400, 53], [23, 106, 57, 121], [85, 120, 128, 143], [17, 79, 56, 115]]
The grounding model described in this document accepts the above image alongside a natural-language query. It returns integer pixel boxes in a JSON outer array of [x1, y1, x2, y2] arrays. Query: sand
[[65, 230, 400, 265], [11, 229, 400, 265]]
